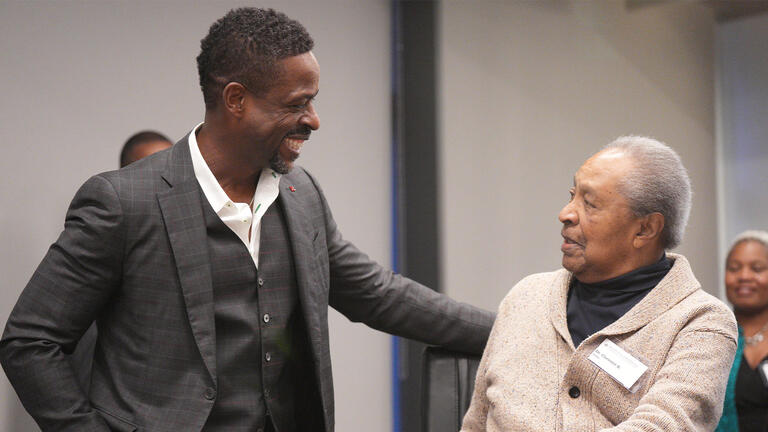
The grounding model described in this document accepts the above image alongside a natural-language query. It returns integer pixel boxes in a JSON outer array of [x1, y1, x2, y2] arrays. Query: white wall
[[0, 1, 392, 431], [438, 0, 719, 311], [715, 13, 768, 300]]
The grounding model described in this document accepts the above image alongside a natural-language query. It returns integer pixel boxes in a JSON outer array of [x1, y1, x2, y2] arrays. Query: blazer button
[[568, 386, 580, 399], [258, 278, 264, 286], [265, 352, 272, 362], [263, 313, 271, 323], [204, 387, 216, 400]]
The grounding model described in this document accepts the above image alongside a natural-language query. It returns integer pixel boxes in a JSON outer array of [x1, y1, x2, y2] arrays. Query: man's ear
[[633, 212, 665, 248], [221, 82, 247, 117]]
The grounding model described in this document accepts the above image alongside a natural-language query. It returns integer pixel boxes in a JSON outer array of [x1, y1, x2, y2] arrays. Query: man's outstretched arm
[[305, 170, 495, 354]]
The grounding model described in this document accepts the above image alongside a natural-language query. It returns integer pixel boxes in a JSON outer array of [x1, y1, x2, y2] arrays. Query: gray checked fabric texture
[[0, 136, 495, 432]]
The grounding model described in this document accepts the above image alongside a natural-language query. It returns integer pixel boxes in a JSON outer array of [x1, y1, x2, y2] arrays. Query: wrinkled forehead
[[573, 150, 634, 195]]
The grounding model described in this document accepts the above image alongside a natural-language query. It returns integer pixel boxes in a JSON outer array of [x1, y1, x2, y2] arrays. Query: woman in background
[[718, 230, 768, 432]]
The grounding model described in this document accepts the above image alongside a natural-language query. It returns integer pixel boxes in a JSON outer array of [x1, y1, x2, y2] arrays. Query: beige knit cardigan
[[461, 253, 737, 431]]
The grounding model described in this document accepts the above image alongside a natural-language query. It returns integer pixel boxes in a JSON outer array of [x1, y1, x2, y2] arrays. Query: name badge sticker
[[588, 339, 648, 393]]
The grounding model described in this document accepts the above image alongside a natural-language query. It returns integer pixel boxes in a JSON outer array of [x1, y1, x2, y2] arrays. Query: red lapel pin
[[289, 186, 296, 192]]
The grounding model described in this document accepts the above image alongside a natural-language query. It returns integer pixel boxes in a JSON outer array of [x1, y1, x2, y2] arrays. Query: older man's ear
[[633, 212, 665, 249]]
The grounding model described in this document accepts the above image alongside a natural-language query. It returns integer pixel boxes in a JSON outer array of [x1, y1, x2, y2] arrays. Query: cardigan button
[[204, 387, 216, 400], [568, 386, 581, 399]]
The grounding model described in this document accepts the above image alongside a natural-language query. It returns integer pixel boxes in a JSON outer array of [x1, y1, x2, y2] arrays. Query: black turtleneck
[[567, 255, 672, 348]]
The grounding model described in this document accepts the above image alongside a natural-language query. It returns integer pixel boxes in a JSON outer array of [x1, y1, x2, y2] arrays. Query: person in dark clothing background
[[119, 130, 172, 168], [717, 230, 768, 432]]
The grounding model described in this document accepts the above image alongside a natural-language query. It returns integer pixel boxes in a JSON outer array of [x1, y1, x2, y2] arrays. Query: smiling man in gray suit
[[0, 8, 494, 432]]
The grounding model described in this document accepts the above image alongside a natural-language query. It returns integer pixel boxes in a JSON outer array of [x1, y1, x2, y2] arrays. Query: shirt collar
[[188, 123, 282, 212]]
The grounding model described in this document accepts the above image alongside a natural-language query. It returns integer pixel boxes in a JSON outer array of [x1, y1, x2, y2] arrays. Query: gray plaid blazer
[[0, 136, 494, 432]]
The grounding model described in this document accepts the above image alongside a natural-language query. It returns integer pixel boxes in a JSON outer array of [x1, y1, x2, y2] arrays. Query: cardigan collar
[[549, 253, 701, 349]]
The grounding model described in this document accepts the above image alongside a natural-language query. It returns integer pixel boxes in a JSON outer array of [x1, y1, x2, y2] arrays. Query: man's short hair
[[120, 130, 171, 168], [197, 8, 314, 109], [604, 136, 692, 250]]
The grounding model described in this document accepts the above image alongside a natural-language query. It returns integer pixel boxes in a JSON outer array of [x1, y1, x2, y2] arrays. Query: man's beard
[[269, 126, 310, 174], [269, 152, 291, 174]]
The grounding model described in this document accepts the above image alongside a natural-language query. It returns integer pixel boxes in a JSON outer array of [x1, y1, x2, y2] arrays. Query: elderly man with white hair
[[462, 136, 737, 431]]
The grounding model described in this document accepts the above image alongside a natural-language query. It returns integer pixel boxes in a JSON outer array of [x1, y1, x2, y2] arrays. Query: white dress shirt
[[188, 124, 281, 268]]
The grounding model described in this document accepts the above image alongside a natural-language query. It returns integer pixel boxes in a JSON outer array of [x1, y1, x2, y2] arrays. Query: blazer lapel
[[157, 138, 217, 383], [278, 171, 334, 429], [278, 178, 324, 350]]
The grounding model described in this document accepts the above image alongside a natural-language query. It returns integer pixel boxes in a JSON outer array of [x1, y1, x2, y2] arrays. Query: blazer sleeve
[[600, 316, 737, 432], [304, 171, 495, 355], [0, 174, 123, 432]]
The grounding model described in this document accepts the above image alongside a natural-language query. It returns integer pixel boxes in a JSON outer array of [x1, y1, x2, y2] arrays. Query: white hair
[[603, 136, 692, 250], [729, 230, 768, 256]]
